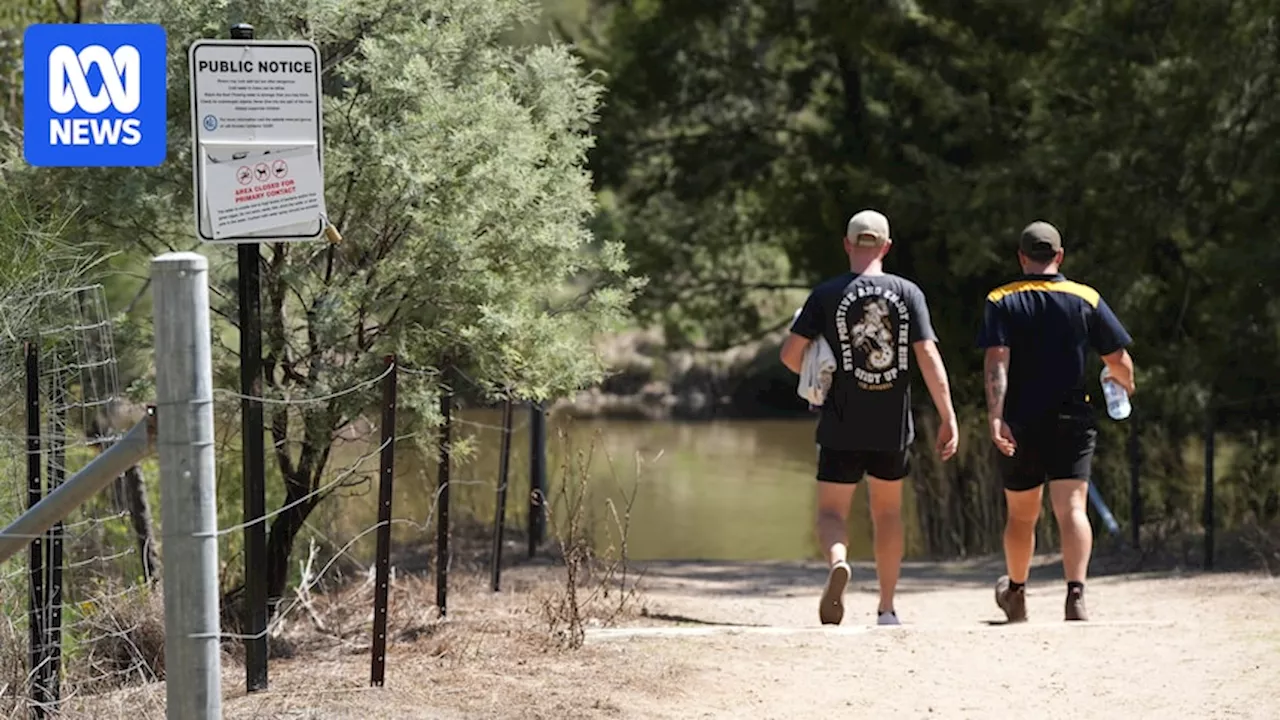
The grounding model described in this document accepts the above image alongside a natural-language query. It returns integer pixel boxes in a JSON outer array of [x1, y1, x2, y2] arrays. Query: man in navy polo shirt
[[978, 221, 1136, 623]]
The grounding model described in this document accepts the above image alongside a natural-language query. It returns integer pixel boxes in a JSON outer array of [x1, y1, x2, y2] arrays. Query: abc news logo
[[23, 24, 166, 168], [48, 44, 143, 146]]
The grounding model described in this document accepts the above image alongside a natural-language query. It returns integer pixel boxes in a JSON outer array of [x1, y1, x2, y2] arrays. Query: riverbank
[[552, 327, 808, 420]]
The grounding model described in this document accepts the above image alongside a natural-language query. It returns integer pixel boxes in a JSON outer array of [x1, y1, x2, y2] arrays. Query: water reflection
[[316, 410, 927, 564]]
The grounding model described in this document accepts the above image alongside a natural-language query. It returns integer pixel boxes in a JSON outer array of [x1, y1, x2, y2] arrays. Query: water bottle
[[1100, 367, 1131, 420]]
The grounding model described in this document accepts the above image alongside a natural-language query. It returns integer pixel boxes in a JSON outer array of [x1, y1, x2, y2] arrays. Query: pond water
[[313, 410, 931, 564]]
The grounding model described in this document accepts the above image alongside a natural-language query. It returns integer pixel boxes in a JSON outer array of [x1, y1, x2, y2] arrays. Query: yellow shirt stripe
[[986, 279, 1100, 308]]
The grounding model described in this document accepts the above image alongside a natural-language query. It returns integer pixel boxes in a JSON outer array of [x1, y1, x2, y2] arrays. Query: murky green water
[[314, 410, 928, 564]]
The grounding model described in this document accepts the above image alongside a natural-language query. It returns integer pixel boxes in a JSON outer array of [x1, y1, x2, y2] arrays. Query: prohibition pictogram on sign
[[237, 166, 253, 185], [272, 159, 289, 179]]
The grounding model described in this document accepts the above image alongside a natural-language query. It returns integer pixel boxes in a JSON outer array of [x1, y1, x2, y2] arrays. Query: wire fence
[[144, 352, 557, 691], [0, 262, 650, 717], [3, 295, 573, 717], [0, 285, 160, 719]]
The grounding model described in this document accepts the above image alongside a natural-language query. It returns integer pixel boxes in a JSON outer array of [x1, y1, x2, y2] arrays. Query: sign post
[[189, 24, 328, 694]]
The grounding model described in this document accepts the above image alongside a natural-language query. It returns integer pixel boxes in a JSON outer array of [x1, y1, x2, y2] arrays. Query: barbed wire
[[194, 435, 391, 539], [196, 475, 497, 643], [211, 364, 394, 406], [398, 362, 545, 407], [396, 365, 440, 379], [196, 410, 518, 543], [195, 355, 540, 643]]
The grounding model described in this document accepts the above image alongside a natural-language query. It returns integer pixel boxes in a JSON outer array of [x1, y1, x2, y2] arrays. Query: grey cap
[[1019, 221, 1063, 260], [847, 210, 890, 247]]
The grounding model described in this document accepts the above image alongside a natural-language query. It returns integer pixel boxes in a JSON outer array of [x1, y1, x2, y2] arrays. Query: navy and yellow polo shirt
[[976, 273, 1132, 426]]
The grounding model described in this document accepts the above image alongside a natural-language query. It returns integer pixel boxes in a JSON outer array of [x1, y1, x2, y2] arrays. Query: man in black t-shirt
[[781, 209, 959, 627], [977, 221, 1136, 624]]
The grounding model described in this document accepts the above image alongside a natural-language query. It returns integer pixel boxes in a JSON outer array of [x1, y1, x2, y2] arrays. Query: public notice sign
[[188, 39, 326, 242]]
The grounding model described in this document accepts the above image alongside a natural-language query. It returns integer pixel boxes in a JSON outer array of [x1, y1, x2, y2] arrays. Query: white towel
[[793, 308, 837, 406]]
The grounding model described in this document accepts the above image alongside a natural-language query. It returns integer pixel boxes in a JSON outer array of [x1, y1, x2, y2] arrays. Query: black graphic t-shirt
[[791, 272, 937, 452]]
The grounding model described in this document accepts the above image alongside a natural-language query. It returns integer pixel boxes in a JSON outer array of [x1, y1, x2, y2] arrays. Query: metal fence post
[[153, 252, 223, 720], [528, 403, 546, 558], [44, 372, 66, 707], [1203, 407, 1216, 571], [1128, 413, 1141, 550], [490, 398, 514, 591], [25, 341, 49, 718], [371, 355, 397, 687], [436, 371, 452, 616]]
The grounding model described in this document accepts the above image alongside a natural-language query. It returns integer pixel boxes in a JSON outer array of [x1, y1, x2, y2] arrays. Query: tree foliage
[[0, 173, 105, 346], [580, 0, 1280, 552], [583, 0, 1280, 409], [7, 0, 638, 604]]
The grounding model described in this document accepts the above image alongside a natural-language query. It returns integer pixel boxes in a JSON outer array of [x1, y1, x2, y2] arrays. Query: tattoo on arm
[[984, 353, 1008, 416]]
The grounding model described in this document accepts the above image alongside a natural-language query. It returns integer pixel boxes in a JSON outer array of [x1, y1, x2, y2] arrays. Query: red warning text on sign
[[235, 178, 298, 203], [204, 148, 326, 239]]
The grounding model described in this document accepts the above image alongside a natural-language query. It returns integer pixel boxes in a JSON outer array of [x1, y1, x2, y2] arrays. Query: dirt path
[[575, 556, 1280, 719], [82, 556, 1279, 719]]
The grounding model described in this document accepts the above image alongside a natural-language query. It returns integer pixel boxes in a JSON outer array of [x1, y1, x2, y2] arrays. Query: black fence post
[[229, 19, 270, 695], [371, 356, 398, 687], [436, 370, 452, 617], [490, 398, 514, 592], [25, 341, 48, 719], [528, 403, 546, 559], [1203, 407, 1216, 571], [1128, 412, 1141, 550], [44, 370, 66, 707]]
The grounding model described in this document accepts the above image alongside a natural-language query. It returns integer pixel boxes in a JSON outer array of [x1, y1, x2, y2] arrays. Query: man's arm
[[913, 340, 958, 460], [1090, 297, 1135, 393], [903, 285, 956, 459], [984, 346, 1016, 456], [984, 347, 1010, 418], [1101, 348, 1136, 394], [783, 292, 824, 374], [912, 340, 956, 424], [780, 333, 811, 375]]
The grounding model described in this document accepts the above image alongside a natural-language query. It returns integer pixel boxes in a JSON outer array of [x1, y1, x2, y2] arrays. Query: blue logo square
[[23, 23, 168, 167]]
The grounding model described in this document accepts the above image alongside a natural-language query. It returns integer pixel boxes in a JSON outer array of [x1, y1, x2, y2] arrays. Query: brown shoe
[[819, 562, 850, 625], [995, 575, 1028, 623], [1065, 587, 1088, 621]]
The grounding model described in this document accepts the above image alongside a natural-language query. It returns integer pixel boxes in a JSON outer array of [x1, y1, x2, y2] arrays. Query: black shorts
[[817, 446, 910, 484], [999, 413, 1097, 492]]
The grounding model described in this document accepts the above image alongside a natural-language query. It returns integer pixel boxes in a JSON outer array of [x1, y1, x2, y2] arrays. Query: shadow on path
[[628, 553, 1207, 601], [637, 610, 767, 628]]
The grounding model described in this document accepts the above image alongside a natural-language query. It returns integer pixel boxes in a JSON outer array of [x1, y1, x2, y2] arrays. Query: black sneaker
[[995, 575, 1028, 623], [1065, 586, 1088, 621]]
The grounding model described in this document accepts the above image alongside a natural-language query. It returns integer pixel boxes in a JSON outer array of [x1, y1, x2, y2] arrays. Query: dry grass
[[73, 586, 167, 693], [0, 583, 167, 719], [6, 428, 653, 718], [1243, 519, 1280, 575], [50, 564, 670, 720], [0, 613, 29, 719], [40, 456, 650, 719], [539, 425, 646, 649]]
